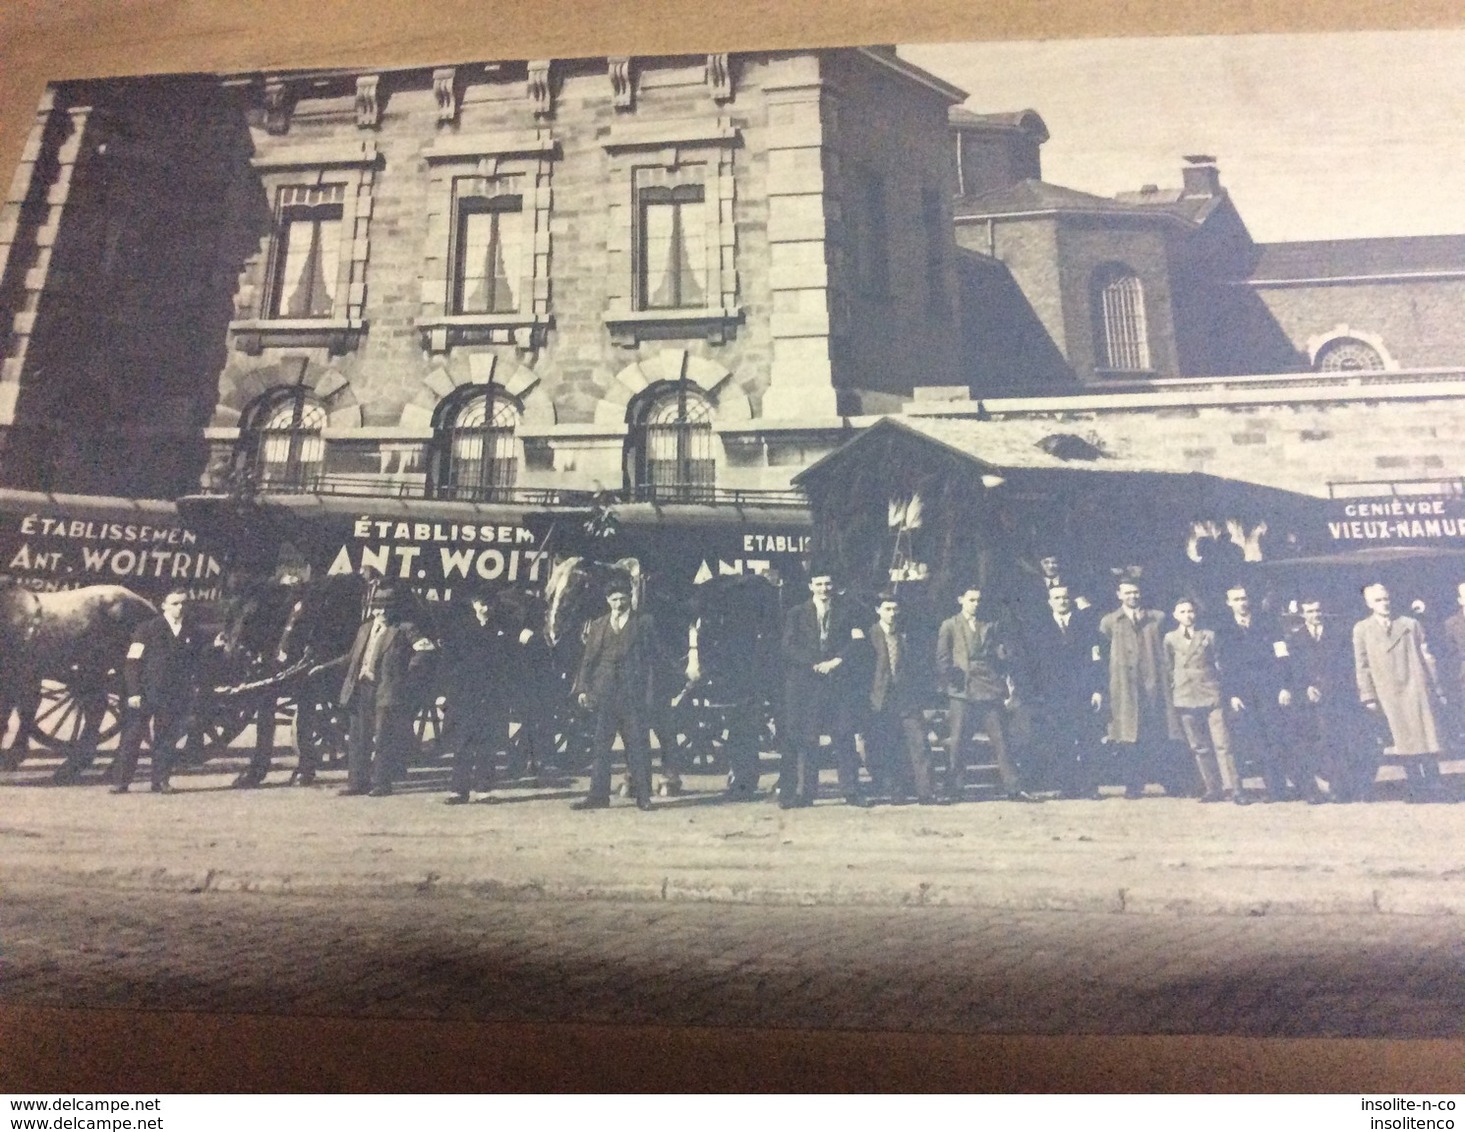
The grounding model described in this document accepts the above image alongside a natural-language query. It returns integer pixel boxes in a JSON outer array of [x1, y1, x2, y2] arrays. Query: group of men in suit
[[772, 561, 1461, 809], [95, 555, 1461, 807]]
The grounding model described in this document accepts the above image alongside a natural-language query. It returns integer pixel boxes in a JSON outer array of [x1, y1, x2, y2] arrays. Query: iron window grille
[[244, 388, 327, 489], [433, 387, 520, 501], [630, 383, 715, 502], [1093, 266, 1151, 372]]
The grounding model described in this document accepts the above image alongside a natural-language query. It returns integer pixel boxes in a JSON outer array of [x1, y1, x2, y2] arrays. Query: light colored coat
[[1163, 626, 1223, 710], [936, 614, 1008, 703], [1352, 614, 1444, 756], [1098, 606, 1177, 743]]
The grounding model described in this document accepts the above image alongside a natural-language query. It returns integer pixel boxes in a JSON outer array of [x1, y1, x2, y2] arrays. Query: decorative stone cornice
[[433, 67, 458, 125], [527, 60, 554, 118], [707, 54, 733, 103], [355, 75, 381, 129], [608, 56, 635, 112]]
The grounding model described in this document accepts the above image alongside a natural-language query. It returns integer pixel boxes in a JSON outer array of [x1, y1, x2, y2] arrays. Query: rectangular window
[[268, 184, 345, 319], [636, 168, 708, 311], [454, 193, 524, 315], [851, 167, 889, 298], [922, 188, 947, 318]]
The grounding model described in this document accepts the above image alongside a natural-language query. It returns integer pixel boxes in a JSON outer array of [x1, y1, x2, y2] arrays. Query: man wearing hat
[[571, 575, 660, 811], [338, 586, 436, 797]]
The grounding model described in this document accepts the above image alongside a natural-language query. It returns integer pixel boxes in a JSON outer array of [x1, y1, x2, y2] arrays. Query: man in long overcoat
[[1021, 584, 1103, 797], [442, 591, 530, 804], [1280, 596, 1369, 801], [1097, 578, 1179, 797], [1438, 582, 1465, 747], [338, 587, 436, 797], [1353, 583, 1445, 795]]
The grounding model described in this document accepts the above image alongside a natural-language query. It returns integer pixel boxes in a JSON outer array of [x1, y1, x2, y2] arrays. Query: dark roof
[[792, 418, 1311, 512], [954, 178, 1154, 220], [948, 107, 1049, 142], [1113, 185, 1227, 224], [1246, 236, 1465, 281]]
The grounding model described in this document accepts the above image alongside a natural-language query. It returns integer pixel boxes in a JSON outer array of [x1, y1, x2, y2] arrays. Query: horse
[[669, 572, 787, 793], [0, 580, 157, 769]]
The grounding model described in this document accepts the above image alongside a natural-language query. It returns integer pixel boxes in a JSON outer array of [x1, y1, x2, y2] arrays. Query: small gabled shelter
[[792, 417, 1312, 624]]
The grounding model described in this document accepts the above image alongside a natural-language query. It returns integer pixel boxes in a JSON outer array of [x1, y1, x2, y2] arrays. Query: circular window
[[1315, 338, 1384, 372]]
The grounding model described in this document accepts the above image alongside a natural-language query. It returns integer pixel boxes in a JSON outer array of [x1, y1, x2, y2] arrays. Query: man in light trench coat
[[1353, 582, 1447, 800]]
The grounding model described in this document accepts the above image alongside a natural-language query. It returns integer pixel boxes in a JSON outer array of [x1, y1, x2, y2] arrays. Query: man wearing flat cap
[[338, 586, 436, 797]]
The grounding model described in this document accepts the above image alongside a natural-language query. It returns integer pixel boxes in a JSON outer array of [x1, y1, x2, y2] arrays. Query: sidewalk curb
[[10, 864, 1464, 917]]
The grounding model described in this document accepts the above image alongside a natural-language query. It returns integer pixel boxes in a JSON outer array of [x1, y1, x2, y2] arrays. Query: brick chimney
[[1181, 154, 1221, 197]]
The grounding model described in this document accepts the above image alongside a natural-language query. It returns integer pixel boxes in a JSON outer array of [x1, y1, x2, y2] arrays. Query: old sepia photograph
[[3, 21, 1465, 1091]]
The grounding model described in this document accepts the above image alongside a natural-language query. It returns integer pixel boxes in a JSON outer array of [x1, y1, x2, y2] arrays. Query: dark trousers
[[112, 703, 190, 787], [723, 699, 761, 793], [243, 695, 280, 779], [946, 697, 1019, 796], [1229, 706, 1295, 796], [781, 691, 859, 802], [447, 700, 509, 795], [868, 706, 933, 801], [588, 700, 651, 803], [346, 682, 414, 791], [1027, 700, 1097, 795], [1288, 706, 1373, 800]]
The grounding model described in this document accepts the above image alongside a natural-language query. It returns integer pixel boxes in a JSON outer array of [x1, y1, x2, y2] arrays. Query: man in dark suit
[[1439, 583, 1465, 751], [864, 593, 935, 805], [937, 585, 1035, 802], [572, 576, 659, 811], [109, 587, 204, 794], [442, 591, 532, 805], [780, 570, 865, 808], [1279, 596, 1368, 802], [338, 587, 436, 798], [1022, 585, 1104, 798], [1214, 583, 1292, 801]]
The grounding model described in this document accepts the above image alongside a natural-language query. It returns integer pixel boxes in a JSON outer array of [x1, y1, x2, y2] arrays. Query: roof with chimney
[[1244, 236, 1465, 281], [1114, 185, 1230, 224]]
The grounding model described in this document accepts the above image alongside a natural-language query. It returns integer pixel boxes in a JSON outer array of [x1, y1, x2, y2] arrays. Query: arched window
[[240, 388, 327, 490], [431, 385, 520, 501], [628, 383, 715, 503], [1092, 265, 1151, 373], [1314, 337, 1385, 373]]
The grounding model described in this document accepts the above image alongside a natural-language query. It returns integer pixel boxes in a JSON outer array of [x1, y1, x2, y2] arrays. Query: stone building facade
[[0, 48, 964, 502]]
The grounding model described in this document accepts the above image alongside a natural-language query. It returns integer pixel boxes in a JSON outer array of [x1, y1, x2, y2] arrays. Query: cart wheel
[[412, 695, 447, 764], [293, 698, 350, 767], [31, 665, 123, 754], [178, 701, 253, 766]]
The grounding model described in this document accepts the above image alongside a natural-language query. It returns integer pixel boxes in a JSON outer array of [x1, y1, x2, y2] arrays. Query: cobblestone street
[[6, 880, 1465, 1037]]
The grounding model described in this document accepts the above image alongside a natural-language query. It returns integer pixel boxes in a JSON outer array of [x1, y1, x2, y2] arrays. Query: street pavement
[[4, 745, 1465, 1046], [5, 880, 1465, 1038], [3, 745, 1464, 916]]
